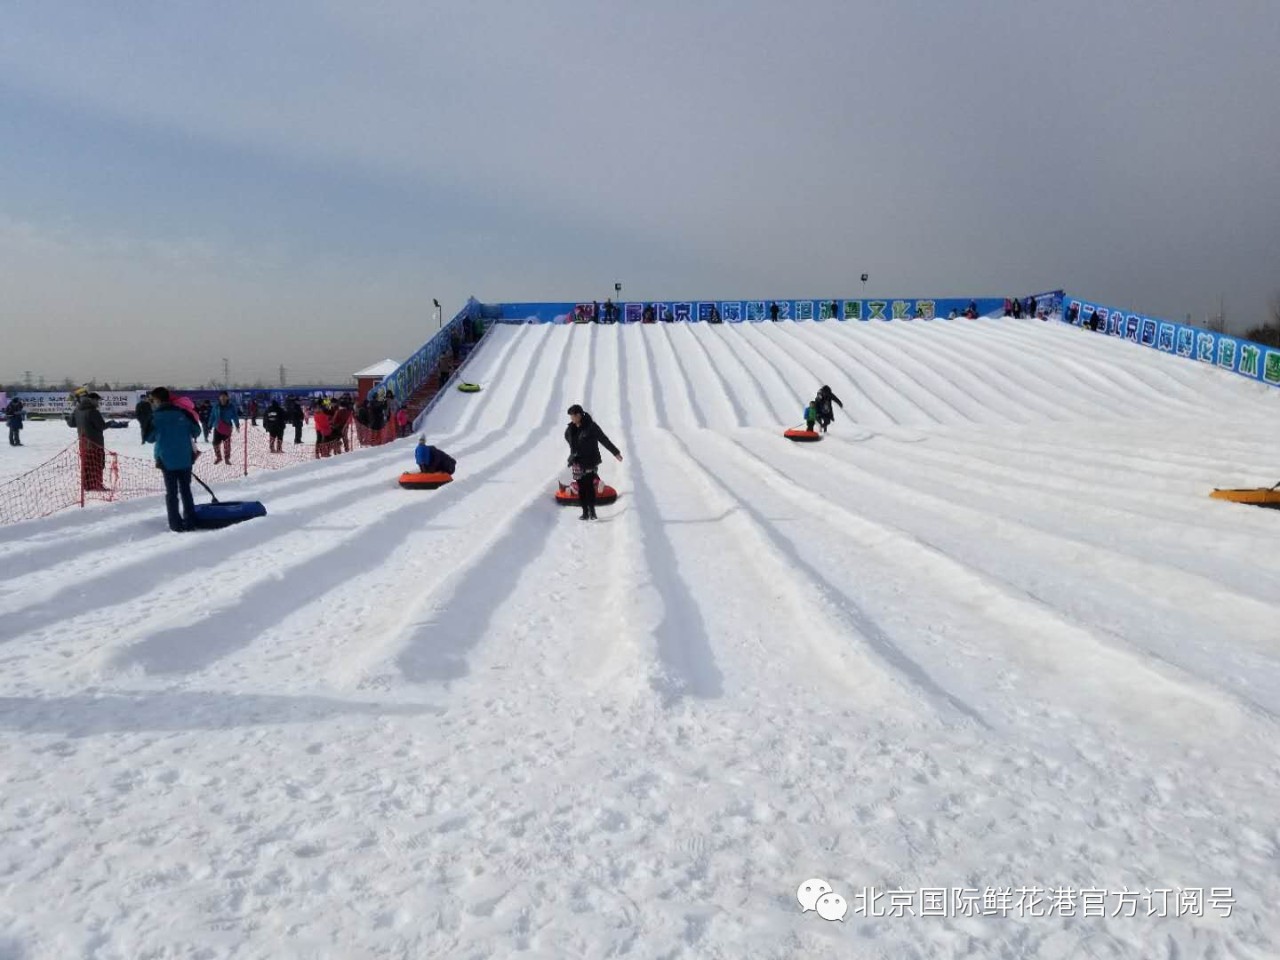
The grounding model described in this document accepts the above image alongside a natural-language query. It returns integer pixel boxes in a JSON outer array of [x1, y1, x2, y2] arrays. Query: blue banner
[[1063, 295, 1280, 389], [492, 296, 1033, 325]]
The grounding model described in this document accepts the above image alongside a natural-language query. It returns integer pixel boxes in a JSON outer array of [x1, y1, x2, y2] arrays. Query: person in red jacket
[[331, 400, 353, 453], [313, 401, 333, 458]]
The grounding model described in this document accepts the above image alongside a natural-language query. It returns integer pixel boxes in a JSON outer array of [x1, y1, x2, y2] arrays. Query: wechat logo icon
[[797, 879, 848, 921]]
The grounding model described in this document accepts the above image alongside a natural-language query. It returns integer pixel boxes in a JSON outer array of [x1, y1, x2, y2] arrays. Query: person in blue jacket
[[205, 391, 241, 465], [415, 436, 456, 475], [145, 387, 203, 532]]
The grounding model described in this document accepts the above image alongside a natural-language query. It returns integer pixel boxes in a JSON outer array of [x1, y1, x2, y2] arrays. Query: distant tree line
[[0, 378, 305, 393], [1242, 294, 1280, 348], [0, 378, 149, 393]]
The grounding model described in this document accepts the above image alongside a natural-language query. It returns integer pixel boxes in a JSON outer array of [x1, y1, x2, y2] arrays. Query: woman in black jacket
[[564, 404, 623, 520], [814, 385, 844, 433]]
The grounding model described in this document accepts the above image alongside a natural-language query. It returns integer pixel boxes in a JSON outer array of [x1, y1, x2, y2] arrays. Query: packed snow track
[[2, 318, 1279, 959]]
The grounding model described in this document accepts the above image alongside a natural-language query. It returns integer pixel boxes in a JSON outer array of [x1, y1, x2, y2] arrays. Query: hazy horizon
[[2, 1, 1277, 385]]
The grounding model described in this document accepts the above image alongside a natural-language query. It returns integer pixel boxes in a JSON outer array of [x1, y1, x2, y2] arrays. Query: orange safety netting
[[0, 421, 402, 528]]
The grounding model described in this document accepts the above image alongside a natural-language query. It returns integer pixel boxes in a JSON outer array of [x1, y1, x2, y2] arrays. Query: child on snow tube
[[804, 402, 817, 433], [414, 436, 456, 475]]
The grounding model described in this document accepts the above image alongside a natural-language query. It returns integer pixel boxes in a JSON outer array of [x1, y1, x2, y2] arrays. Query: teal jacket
[[146, 404, 202, 470]]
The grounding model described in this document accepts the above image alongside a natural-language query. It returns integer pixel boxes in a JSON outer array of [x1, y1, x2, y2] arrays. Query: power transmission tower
[[38, 375, 46, 389], [23, 370, 33, 389], [279, 365, 286, 388], [222, 358, 230, 388]]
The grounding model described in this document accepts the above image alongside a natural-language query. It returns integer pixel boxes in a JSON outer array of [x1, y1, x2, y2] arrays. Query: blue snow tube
[[192, 500, 268, 529]]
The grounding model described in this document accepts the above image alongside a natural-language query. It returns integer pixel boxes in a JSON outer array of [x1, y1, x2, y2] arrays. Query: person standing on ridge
[[564, 404, 623, 520], [285, 396, 304, 444], [70, 392, 107, 490], [313, 400, 333, 458], [333, 397, 355, 451], [134, 393, 153, 445], [814, 385, 843, 433], [5, 397, 24, 446], [205, 391, 241, 464], [263, 398, 286, 453]]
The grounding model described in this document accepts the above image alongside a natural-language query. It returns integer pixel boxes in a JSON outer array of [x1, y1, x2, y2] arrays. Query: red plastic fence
[[0, 420, 402, 528]]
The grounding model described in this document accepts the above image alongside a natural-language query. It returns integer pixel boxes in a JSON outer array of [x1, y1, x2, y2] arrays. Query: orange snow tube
[[399, 471, 454, 490], [1209, 487, 1280, 510], [555, 477, 619, 505], [784, 428, 822, 442]]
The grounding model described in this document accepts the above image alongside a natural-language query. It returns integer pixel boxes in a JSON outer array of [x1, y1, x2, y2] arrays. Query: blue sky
[[2, 0, 1278, 385]]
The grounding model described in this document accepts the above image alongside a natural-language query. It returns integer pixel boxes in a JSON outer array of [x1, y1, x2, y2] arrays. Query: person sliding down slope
[[814, 385, 843, 433], [565, 404, 623, 520], [415, 436, 456, 475]]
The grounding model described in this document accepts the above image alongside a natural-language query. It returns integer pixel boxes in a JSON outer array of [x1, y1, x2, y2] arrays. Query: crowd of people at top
[[1002, 296, 1043, 319]]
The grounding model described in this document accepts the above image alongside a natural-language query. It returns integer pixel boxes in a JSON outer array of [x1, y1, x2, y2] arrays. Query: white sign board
[[14, 391, 144, 416]]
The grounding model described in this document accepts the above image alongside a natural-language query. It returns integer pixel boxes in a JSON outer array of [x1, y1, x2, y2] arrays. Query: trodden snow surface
[[2, 318, 1280, 959]]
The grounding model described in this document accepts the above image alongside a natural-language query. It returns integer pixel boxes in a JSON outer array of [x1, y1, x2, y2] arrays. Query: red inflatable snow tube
[[784, 428, 822, 442], [555, 477, 618, 505], [398, 471, 454, 490]]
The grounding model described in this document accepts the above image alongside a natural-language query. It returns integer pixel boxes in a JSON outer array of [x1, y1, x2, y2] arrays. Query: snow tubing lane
[[457, 382, 482, 393], [399, 472, 455, 490], [555, 483, 619, 506], [784, 429, 822, 442], [192, 500, 268, 529], [1209, 487, 1280, 510]]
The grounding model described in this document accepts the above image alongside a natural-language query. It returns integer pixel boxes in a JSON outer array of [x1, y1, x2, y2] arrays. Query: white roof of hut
[[353, 359, 400, 379]]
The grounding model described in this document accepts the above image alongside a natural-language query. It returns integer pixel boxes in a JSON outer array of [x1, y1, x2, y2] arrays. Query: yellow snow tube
[[1209, 487, 1280, 510]]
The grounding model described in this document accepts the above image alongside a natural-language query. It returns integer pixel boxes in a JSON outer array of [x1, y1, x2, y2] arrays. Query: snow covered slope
[[2, 318, 1279, 959]]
